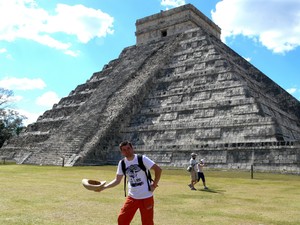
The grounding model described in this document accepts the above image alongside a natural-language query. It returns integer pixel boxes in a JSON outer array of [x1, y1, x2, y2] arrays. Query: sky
[[0, 0, 299, 126]]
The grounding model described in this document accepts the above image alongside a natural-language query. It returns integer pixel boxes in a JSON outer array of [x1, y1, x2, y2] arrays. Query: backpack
[[121, 154, 153, 197]]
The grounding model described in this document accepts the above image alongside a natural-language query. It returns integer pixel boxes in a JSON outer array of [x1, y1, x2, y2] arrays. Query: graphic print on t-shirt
[[126, 164, 144, 187]]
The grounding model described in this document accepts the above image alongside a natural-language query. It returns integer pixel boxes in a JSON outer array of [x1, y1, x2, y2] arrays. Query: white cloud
[[16, 109, 41, 126], [0, 48, 7, 53], [161, 0, 185, 8], [287, 87, 297, 94], [46, 4, 114, 43], [243, 57, 251, 62], [8, 95, 23, 103], [0, 77, 46, 90], [211, 0, 300, 54], [31, 34, 72, 51], [0, 93, 22, 107], [64, 49, 80, 57], [0, 0, 114, 55], [36, 91, 60, 107], [0, 48, 12, 59]]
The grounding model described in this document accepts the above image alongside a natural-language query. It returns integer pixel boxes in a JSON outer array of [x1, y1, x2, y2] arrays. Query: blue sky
[[0, 0, 299, 125]]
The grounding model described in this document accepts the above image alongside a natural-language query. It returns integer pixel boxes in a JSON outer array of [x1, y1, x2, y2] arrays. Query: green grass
[[0, 165, 299, 225]]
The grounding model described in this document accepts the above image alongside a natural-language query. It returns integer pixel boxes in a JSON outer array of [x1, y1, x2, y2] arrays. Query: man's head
[[119, 141, 134, 158], [191, 152, 197, 159], [119, 141, 133, 150]]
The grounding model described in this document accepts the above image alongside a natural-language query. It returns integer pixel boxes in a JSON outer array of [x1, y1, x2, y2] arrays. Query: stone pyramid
[[1, 4, 300, 173]]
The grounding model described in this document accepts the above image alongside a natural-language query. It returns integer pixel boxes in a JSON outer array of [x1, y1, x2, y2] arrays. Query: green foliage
[[0, 165, 300, 225], [0, 88, 26, 147]]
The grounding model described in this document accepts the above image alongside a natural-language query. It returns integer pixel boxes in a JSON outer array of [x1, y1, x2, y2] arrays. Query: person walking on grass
[[95, 141, 162, 225], [196, 159, 208, 189], [188, 153, 198, 190]]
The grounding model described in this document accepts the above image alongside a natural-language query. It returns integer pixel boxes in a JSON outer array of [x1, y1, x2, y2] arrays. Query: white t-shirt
[[190, 158, 197, 171], [117, 154, 155, 199], [197, 163, 204, 173]]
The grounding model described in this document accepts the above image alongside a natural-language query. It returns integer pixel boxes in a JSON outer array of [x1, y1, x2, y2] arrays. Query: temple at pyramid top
[[135, 4, 221, 45]]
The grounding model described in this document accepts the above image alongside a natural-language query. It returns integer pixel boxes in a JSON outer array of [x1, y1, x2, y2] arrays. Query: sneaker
[[188, 184, 192, 188], [191, 187, 196, 190], [204, 186, 208, 190]]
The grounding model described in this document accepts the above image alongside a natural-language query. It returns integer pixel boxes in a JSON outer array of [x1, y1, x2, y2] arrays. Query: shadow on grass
[[197, 188, 225, 194]]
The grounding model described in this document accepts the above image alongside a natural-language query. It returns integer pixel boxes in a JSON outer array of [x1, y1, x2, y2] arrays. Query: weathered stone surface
[[1, 4, 300, 173], [136, 4, 221, 45]]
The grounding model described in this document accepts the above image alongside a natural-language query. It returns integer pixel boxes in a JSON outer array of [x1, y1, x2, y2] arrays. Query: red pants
[[118, 196, 154, 225]]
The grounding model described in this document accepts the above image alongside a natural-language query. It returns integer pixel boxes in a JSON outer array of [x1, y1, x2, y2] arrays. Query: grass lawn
[[0, 164, 299, 225]]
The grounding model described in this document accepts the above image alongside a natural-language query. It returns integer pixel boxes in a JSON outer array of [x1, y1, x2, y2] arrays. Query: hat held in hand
[[82, 179, 106, 191]]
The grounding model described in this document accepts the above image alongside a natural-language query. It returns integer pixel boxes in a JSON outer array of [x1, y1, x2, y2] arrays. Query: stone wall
[[132, 141, 300, 174], [136, 4, 221, 45]]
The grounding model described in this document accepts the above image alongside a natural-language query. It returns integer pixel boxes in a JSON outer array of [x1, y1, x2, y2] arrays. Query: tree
[[0, 88, 26, 148], [0, 88, 13, 108]]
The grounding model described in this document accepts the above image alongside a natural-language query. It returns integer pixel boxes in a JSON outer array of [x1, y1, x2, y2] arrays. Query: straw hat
[[82, 179, 106, 191]]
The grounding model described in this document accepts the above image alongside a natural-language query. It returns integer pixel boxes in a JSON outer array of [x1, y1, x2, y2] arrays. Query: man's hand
[[94, 186, 105, 192], [150, 183, 158, 192]]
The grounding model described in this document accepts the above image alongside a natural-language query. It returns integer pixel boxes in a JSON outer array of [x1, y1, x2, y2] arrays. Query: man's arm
[[95, 174, 123, 192], [150, 164, 162, 192]]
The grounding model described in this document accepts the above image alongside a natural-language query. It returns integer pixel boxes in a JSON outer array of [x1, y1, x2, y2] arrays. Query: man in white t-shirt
[[188, 153, 197, 190], [96, 141, 162, 225], [196, 159, 208, 189]]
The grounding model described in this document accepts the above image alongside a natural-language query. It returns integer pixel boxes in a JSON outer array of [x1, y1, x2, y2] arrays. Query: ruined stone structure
[[1, 4, 300, 173]]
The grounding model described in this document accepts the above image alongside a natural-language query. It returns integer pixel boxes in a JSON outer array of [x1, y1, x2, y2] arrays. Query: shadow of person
[[198, 188, 225, 194]]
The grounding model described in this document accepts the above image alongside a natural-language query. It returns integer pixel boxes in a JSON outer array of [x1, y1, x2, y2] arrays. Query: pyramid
[[1, 4, 300, 173]]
